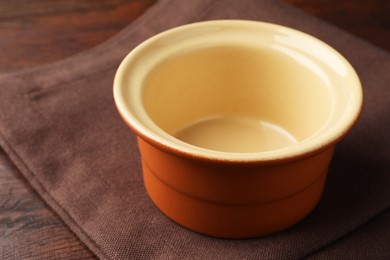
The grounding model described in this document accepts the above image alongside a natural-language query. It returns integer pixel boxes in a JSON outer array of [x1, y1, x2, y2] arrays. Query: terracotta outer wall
[[138, 137, 334, 238]]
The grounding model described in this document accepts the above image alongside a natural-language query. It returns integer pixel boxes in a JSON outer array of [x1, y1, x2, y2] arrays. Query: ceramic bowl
[[113, 20, 363, 238]]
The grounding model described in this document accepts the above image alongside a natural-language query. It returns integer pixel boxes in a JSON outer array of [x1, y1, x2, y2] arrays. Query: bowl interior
[[114, 21, 362, 160], [143, 44, 333, 153]]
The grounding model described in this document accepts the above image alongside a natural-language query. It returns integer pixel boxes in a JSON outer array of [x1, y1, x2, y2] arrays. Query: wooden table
[[0, 0, 388, 259]]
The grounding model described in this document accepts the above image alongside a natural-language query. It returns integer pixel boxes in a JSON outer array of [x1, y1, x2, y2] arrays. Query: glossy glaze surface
[[114, 20, 362, 162], [143, 44, 332, 153], [114, 20, 363, 238]]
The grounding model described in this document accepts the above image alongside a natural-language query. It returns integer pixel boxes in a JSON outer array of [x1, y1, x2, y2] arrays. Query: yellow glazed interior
[[114, 20, 362, 161], [144, 45, 332, 153]]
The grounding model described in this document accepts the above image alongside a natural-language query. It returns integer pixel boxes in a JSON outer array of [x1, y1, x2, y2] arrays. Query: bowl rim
[[113, 20, 363, 164]]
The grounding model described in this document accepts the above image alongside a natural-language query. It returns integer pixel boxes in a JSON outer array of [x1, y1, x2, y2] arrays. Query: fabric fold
[[0, 0, 389, 259]]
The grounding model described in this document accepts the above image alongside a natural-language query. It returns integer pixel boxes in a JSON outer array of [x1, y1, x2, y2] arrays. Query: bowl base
[[142, 159, 327, 238]]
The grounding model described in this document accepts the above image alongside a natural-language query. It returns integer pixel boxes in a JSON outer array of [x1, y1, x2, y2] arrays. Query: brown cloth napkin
[[0, 0, 389, 259]]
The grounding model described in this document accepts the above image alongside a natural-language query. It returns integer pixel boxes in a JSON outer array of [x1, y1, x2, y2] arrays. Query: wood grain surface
[[0, 0, 388, 259]]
